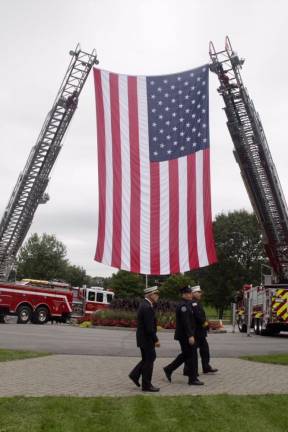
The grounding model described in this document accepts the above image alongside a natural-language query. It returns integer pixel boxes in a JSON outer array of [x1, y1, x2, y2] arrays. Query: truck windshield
[[87, 291, 95, 301], [96, 292, 104, 303]]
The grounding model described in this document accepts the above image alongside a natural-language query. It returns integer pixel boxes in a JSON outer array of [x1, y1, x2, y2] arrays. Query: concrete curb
[[80, 325, 227, 334]]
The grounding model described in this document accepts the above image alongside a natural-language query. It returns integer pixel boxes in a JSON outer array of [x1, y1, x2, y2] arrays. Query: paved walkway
[[0, 355, 287, 397]]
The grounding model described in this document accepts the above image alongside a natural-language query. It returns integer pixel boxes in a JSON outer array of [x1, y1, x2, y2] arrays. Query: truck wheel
[[34, 307, 49, 324], [258, 319, 263, 335], [237, 318, 247, 333], [259, 320, 271, 336], [17, 305, 32, 324], [253, 319, 260, 335]]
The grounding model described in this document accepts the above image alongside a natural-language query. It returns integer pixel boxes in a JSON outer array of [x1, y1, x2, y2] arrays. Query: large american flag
[[93, 65, 216, 275]]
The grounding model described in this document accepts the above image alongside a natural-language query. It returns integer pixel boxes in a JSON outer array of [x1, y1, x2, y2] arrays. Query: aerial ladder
[[209, 37, 288, 283], [0, 45, 98, 280]]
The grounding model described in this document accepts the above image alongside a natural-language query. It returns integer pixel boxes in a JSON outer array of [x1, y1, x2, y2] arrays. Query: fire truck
[[236, 284, 288, 335], [0, 279, 73, 324], [0, 280, 115, 324], [72, 286, 114, 318], [0, 46, 103, 323], [210, 37, 288, 335]]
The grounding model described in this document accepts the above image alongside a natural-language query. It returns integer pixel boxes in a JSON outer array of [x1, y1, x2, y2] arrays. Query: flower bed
[[91, 310, 137, 327], [80, 309, 223, 331]]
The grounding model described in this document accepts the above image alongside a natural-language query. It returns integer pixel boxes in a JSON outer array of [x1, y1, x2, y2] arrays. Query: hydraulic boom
[[0, 45, 98, 280], [209, 37, 288, 282]]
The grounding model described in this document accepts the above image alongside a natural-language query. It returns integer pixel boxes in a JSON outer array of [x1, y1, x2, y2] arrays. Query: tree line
[[15, 210, 267, 317]]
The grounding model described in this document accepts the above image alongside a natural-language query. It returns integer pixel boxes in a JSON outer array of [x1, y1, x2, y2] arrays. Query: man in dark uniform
[[163, 286, 204, 386], [129, 286, 160, 392], [191, 285, 218, 374]]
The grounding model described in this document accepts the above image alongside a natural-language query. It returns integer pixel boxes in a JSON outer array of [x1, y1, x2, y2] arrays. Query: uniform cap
[[179, 285, 192, 294], [144, 286, 159, 295], [191, 285, 202, 293]]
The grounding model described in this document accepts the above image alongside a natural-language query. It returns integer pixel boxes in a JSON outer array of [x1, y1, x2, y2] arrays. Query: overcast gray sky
[[1, 0, 288, 277]]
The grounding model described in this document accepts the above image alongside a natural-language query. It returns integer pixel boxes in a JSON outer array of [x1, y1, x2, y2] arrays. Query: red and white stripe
[[0, 286, 72, 312], [93, 69, 216, 275]]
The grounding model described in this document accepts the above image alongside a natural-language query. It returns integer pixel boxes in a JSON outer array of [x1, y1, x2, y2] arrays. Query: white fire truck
[[236, 284, 288, 335], [72, 286, 114, 318]]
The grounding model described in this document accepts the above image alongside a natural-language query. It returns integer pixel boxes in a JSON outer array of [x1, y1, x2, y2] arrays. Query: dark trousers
[[129, 345, 156, 389], [165, 339, 198, 382], [182, 337, 211, 374], [198, 337, 210, 372]]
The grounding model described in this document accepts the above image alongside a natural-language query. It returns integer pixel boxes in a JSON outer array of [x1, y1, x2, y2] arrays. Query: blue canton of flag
[[147, 65, 209, 162]]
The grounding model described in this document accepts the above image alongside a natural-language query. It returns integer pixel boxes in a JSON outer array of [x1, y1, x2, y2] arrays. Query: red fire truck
[[0, 279, 73, 324], [0, 279, 115, 324], [72, 286, 115, 318]]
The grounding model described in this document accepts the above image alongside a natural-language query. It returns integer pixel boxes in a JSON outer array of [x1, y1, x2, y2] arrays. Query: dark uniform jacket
[[191, 301, 208, 338], [174, 299, 196, 341], [136, 299, 158, 348]]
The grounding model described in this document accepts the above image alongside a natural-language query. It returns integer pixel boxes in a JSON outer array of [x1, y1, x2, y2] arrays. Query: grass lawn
[[241, 353, 288, 365], [203, 304, 231, 321], [0, 395, 287, 432], [0, 349, 50, 362]]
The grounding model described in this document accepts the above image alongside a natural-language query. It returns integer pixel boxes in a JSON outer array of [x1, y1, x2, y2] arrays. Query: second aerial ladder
[[209, 37, 288, 283]]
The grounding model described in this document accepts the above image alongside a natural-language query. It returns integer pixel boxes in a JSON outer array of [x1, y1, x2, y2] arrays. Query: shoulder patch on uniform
[[192, 302, 197, 306], [181, 306, 187, 312]]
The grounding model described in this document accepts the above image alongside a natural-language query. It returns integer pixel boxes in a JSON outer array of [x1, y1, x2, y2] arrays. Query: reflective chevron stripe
[[272, 289, 288, 322]]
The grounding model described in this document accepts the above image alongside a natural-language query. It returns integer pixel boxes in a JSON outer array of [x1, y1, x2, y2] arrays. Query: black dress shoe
[[163, 367, 172, 382], [142, 385, 160, 392], [188, 379, 204, 386], [128, 373, 140, 387], [203, 367, 218, 374]]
